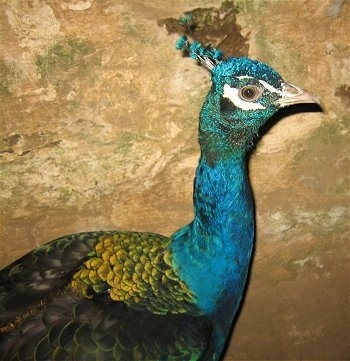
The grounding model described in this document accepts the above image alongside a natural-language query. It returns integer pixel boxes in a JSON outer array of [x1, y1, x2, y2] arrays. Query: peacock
[[0, 36, 319, 361]]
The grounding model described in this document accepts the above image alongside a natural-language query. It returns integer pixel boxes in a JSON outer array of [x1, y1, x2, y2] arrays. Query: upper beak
[[275, 82, 320, 108]]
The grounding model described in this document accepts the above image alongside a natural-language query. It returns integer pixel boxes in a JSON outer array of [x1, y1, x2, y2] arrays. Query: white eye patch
[[237, 75, 254, 80], [223, 84, 266, 111], [258, 80, 284, 95]]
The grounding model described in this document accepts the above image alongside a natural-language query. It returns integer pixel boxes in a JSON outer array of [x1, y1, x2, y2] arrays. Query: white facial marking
[[258, 80, 284, 95], [223, 84, 266, 111], [237, 75, 254, 80]]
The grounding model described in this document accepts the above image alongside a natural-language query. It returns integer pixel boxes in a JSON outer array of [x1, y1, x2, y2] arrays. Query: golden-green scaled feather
[[71, 232, 196, 314]]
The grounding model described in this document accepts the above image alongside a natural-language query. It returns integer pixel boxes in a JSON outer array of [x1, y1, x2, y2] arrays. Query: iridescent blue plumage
[[171, 37, 319, 358], [0, 36, 319, 360], [171, 157, 253, 354]]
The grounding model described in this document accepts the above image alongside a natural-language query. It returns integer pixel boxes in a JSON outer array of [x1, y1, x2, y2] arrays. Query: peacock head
[[176, 35, 320, 155]]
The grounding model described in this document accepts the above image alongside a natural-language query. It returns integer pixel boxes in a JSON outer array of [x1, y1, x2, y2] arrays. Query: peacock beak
[[275, 82, 320, 108]]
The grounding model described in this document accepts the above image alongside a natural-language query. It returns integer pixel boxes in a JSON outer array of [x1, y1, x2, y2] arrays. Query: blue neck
[[171, 151, 254, 352]]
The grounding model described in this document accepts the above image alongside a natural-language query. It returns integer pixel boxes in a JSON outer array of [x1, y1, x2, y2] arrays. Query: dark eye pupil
[[242, 87, 256, 99]]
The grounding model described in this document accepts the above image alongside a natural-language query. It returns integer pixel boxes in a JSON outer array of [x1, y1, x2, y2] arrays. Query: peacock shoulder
[[71, 231, 197, 314]]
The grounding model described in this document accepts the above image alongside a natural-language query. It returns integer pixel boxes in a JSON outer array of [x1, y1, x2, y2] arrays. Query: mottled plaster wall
[[0, 1, 349, 360]]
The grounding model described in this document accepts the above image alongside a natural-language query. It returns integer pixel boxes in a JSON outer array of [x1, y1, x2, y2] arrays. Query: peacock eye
[[239, 85, 262, 102]]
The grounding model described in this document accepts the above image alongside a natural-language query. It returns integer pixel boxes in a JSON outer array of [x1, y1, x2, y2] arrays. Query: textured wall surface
[[0, 1, 349, 360]]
